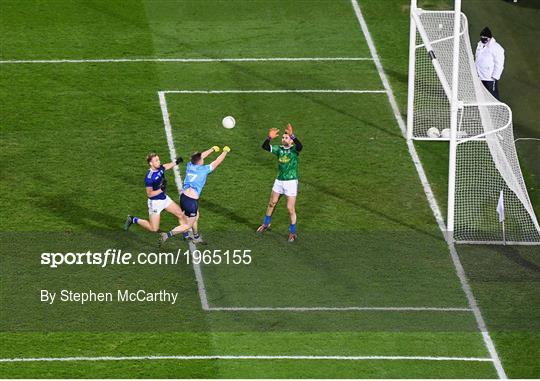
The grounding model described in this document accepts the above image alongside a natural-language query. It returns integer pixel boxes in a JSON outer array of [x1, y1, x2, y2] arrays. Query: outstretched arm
[[163, 157, 184, 170], [262, 137, 271, 152], [286, 123, 303, 153], [202, 146, 220, 159], [292, 136, 303, 152], [210, 146, 230, 171], [262, 128, 280, 152]]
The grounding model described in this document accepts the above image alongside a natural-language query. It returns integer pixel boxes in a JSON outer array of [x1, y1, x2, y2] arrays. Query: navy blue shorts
[[180, 193, 198, 217]]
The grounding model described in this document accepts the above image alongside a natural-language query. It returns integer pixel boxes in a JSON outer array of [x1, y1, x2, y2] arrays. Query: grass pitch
[[0, 0, 539, 378]]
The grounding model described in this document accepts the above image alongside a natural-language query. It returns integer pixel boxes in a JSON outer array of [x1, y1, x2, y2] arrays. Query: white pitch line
[[158, 91, 210, 311], [158, 92, 183, 192], [0, 355, 493, 363], [189, 239, 210, 311], [208, 306, 472, 312], [163, 89, 386, 94], [0, 57, 373, 64], [350, 0, 507, 378]]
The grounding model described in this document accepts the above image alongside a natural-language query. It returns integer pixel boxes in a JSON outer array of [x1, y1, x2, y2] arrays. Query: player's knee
[[268, 200, 277, 208], [287, 205, 295, 214], [149, 225, 159, 232]]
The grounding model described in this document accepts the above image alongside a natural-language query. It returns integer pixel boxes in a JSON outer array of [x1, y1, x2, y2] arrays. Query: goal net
[[407, 7, 540, 244]]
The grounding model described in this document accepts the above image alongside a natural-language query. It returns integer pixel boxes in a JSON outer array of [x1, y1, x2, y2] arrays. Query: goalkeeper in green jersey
[[257, 123, 303, 242]]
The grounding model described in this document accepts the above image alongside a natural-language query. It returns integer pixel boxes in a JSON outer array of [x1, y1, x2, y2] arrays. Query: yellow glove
[[212, 145, 220, 152], [223, 146, 231, 153]]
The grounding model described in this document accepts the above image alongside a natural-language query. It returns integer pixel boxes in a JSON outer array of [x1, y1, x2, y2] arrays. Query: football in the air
[[222, 116, 236, 129]]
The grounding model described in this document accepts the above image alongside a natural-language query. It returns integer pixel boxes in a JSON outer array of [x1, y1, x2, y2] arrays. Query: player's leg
[[125, 199, 163, 232], [163, 217, 195, 238], [164, 199, 184, 221], [161, 194, 198, 243], [125, 213, 161, 232], [191, 211, 206, 244], [286, 195, 297, 242], [176, 195, 194, 240], [257, 190, 280, 232], [284, 180, 298, 242], [257, 179, 283, 232], [164, 199, 192, 238]]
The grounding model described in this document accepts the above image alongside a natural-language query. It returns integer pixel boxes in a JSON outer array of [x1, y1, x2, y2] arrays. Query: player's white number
[[187, 173, 198, 182]]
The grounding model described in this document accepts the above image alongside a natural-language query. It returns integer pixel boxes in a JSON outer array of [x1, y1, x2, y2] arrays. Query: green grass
[[1, 0, 539, 378]]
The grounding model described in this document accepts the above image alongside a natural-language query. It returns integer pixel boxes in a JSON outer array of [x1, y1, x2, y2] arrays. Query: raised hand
[[268, 128, 280, 139], [286, 123, 293, 136]]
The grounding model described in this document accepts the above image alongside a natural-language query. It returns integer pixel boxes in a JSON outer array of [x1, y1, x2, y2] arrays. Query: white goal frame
[[406, 0, 540, 245]]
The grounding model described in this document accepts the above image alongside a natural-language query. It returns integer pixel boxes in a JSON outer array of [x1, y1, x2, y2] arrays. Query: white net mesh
[[409, 9, 540, 244]]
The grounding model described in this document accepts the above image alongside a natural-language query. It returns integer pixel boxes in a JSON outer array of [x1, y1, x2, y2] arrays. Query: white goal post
[[406, 0, 540, 245]]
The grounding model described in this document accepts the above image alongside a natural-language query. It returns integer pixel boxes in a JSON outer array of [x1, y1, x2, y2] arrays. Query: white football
[[222, 116, 236, 129], [441, 128, 451, 139], [427, 127, 441, 138]]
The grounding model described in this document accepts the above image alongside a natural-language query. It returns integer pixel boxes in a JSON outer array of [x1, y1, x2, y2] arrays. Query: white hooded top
[[475, 37, 505, 81]]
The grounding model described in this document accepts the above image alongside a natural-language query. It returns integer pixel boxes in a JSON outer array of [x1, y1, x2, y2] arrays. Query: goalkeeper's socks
[[182, 232, 189, 239], [289, 224, 296, 234], [133, 217, 139, 224], [264, 215, 272, 226]]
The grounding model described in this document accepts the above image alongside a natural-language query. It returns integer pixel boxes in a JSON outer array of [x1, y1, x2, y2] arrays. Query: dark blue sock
[[264, 215, 272, 226], [167, 231, 173, 238], [289, 224, 296, 233], [182, 232, 189, 238], [133, 217, 139, 224]]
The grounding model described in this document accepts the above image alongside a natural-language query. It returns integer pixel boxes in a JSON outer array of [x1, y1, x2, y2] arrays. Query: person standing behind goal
[[475, 27, 505, 100]]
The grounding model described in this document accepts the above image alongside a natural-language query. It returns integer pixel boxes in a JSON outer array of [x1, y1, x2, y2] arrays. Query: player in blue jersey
[[160, 145, 230, 244], [124, 152, 184, 233]]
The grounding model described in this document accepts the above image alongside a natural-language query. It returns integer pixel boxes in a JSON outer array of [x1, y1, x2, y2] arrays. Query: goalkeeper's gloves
[[223, 146, 231, 152], [175, 157, 183, 165], [212, 146, 220, 152]]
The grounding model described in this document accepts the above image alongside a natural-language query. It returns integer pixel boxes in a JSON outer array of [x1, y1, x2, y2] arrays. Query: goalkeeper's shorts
[[272, 179, 298, 197], [147, 195, 173, 215], [180, 193, 199, 217]]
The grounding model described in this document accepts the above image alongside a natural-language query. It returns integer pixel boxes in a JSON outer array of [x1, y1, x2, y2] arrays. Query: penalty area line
[[0, 57, 374, 64], [0, 355, 494, 363], [207, 306, 472, 312]]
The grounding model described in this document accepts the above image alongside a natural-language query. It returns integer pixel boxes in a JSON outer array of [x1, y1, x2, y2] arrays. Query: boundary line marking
[[350, 0, 506, 378], [159, 89, 472, 315], [0, 57, 373, 64], [0, 355, 494, 363], [208, 306, 472, 312], [163, 89, 386, 94]]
